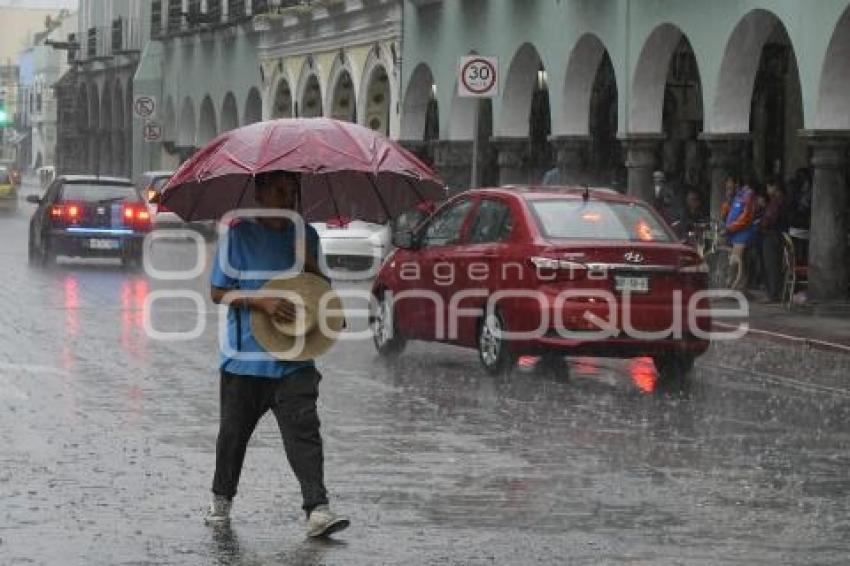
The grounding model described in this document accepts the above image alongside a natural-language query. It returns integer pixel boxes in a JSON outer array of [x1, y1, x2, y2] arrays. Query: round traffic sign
[[461, 57, 497, 95], [134, 96, 156, 119]]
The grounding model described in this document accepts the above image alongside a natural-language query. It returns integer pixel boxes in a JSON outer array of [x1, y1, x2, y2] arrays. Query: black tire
[[27, 232, 39, 266], [537, 352, 570, 378], [371, 291, 406, 359], [41, 236, 56, 267], [654, 352, 696, 383], [477, 310, 516, 376]]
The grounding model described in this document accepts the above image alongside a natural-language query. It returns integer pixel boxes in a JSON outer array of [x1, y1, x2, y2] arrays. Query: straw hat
[[251, 272, 344, 361]]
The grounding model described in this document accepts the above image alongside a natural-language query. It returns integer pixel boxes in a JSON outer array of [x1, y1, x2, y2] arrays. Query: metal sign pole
[[471, 103, 479, 189]]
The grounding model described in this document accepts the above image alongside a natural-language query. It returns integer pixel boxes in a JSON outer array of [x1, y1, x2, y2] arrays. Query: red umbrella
[[159, 118, 445, 223]]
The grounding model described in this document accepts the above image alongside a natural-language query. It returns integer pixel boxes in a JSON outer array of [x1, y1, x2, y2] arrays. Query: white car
[[312, 219, 391, 277]]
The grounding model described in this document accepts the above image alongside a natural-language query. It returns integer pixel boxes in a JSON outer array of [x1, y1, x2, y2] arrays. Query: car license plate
[[89, 238, 119, 250], [615, 276, 650, 293]]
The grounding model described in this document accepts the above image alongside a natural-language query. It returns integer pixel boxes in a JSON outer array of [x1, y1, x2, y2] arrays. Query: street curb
[[714, 321, 850, 356]]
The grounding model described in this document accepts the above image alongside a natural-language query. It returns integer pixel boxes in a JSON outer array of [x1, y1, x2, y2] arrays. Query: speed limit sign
[[458, 56, 498, 98]]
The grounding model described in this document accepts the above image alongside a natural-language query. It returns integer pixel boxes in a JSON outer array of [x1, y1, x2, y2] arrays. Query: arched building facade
[[402, 0, 850, 301], [257, 1, 402, 138]]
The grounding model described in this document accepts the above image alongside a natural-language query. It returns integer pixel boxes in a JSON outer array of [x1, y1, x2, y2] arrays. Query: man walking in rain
[[205, 170, 349, 538]]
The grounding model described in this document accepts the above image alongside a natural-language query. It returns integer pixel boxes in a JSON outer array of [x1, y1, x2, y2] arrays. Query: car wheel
[[27, 230, 39, 266], [40, 236, 56, 267], [478, 310, 515, 376], [371, 291, 406, 359], [654, 352, 695, 383]]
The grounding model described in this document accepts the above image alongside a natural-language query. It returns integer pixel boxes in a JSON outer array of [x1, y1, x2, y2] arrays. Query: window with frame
[[468, 199, 514, 244], [421, 200, 474, 248]]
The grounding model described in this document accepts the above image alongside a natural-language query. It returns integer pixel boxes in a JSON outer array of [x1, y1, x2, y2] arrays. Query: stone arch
[[178, 97, 196, 147], [630, 24, 702, 133], [243, 87, 262, 125], [559, 34, 615, 136], [326, 54, 356, 122], [221, 92, 238, 132], [299, 74, 323, 119], [163, 96, 177, 142], [329, 69, 356, 122], [271, 77, 293, 119], [499, 42, 546, 137], [198, 95, 218, 145], [401, 63, 438, 140], [359, 46, 397, 135], [713, 9, 801, 133], [815, 6, 850, 129], [362, 64, 391, 136]]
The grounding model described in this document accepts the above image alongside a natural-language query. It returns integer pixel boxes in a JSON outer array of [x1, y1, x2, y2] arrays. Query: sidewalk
[[742, 301, 850, 351]]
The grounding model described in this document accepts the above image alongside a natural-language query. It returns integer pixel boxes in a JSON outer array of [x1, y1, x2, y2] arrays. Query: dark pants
[[762, 231, 784, 301], [212, 367, 328, 514]]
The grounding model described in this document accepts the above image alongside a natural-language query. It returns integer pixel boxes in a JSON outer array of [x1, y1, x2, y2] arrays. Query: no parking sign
[[458, 56, 499, 98]]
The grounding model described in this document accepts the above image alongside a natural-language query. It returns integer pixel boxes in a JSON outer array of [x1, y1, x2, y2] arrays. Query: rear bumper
[[49, 229, 147, 258], [515, 335, 710, 359], [501, 296, 711, 358]]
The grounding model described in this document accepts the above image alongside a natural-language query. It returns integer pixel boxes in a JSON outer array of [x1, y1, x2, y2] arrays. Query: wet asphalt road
[[1, 183, 849, 565]]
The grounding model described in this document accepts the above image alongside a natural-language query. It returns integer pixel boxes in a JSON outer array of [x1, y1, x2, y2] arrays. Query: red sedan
[[370, 187, 711, 379]]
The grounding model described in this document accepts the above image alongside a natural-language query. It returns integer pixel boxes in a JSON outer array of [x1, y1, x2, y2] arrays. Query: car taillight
[[123, 204, 152, 230], [51, 204, 81, 225]]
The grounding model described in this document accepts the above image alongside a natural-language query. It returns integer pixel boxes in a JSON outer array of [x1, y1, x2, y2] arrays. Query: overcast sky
[[0, 0, 76, 8]]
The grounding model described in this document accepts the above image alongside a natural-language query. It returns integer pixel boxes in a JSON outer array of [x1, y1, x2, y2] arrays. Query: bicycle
[[688, 220, 739, 290]]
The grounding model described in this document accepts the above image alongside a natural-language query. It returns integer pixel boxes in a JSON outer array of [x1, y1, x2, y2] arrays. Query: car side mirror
[[26, 195, 41, 205], [392, 229, 417, 250]]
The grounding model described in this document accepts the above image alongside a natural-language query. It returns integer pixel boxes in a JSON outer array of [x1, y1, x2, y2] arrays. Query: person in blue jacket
[[720, 172, 757, 291]]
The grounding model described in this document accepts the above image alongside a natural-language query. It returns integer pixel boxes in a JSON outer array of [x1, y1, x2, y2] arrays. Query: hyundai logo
[[624, 251, 645, 263]]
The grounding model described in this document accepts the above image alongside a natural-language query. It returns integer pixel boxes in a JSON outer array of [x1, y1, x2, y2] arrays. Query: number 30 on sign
[[458, 56, 499, 98]]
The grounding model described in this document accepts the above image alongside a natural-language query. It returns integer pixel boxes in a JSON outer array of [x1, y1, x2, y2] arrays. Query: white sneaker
[[306, 505, 350, 538], [204, 494, 232, 524]]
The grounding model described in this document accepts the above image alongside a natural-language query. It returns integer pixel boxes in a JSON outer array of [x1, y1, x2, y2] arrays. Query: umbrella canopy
[[160, 118, 445, 224]]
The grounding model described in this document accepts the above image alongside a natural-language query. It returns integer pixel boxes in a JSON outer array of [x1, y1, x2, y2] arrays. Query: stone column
[[491, 137, 528, 186], [549, 135, 590, 185], [621, 135, 663, 203], [702, 134, 750, 221], [805, 133, 849, 302], [432, 140, 473, 196]]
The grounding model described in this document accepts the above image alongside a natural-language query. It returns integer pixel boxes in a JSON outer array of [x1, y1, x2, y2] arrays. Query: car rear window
[[530, 199, 674, 242], [60, 183, 140, 203]]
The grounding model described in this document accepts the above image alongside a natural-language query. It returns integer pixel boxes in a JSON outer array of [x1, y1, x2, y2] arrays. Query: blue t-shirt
[[210, 219, 321, 379]]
